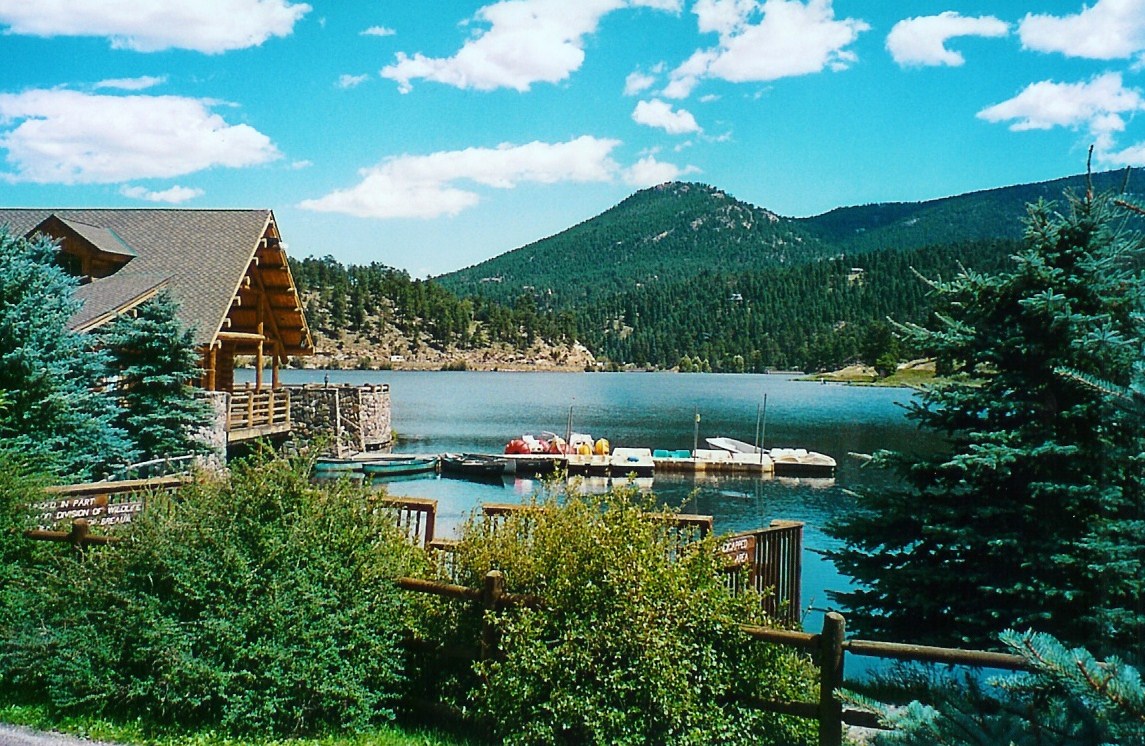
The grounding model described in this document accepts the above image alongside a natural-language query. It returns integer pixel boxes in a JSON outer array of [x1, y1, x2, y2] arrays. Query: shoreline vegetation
[[257, 345, 938, 386]]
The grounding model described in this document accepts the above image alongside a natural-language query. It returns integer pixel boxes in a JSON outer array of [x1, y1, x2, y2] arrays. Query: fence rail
[[375, 496, 437, 548], [396, 572, 1036, 746], [722, 520, 803, 625], [227, 389, 291, 440]]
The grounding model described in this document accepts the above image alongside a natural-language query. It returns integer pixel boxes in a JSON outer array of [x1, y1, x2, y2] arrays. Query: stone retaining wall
[[287, 384, 392, 456]]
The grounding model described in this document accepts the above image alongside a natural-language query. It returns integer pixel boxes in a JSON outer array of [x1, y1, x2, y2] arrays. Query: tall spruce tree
[[827, 188, 1145, 656], [0, 227, 133, 480], [99, 291, 213, 463]]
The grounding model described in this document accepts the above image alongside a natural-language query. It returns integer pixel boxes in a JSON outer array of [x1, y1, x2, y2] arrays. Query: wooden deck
[[227, 389, 291, 441]]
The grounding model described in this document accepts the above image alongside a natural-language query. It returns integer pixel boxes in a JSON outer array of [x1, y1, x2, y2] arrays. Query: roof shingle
[[0, 208, 298, 349]]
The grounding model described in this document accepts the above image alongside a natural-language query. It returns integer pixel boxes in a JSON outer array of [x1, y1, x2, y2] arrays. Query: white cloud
[[977, 72, 1145, 166], [1103, 141, 1145, 166], [625, 70, 658, 96], [291, 159, 313, 170], [886, 12, 1009, 67], [693, 0, 756, 34], [120, 184, 204, 203], [95, 75, 167, 91], [1020, 0, 1145, 60], [624, 155, 698, 186], [299, 136, 622, 219], [381, 0, 679, 93], [632, 99, 702, 134], [0, 0, 310, 53], [338, 74, 370, 89], [666, 0, 869, 98], [361, 25, 396, 37], [977, 73, 1144, 132], [0, 89, 281, 184]]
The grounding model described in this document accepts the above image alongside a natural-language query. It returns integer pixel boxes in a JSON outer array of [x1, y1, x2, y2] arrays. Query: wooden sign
[[32, 493, 145, 530], [719, 534, 756, 568]]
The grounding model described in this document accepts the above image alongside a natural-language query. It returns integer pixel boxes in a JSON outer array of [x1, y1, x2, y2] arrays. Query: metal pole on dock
[[693, 408, 700, 456], [759, 394, 768, 451]]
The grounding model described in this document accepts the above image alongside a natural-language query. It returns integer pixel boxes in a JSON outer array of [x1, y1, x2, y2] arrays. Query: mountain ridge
[[436, 168, 1145, 311]]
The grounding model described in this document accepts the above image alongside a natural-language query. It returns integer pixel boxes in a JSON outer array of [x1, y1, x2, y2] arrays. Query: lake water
[[240, 370, 931, 651]]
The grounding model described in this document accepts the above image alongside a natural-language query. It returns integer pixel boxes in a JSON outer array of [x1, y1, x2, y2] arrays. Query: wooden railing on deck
[[721, 520, 804, 626], [227, 389, 291, 440]]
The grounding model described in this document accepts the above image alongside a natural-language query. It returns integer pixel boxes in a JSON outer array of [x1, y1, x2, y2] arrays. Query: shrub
[[428, 482, 817, 745], [0, 453, 58, 691], [4, 453, 420, 736]]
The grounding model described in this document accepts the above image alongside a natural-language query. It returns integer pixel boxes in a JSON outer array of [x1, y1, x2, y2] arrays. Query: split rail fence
[[25, 488, 1032, 744], [396, 569, 1034, 746]]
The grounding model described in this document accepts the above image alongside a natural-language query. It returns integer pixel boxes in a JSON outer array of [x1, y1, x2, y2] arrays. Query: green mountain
[[797, 167, 1144, 253], [298, 168, 1145, 373], [436, 183, 832, 309], [438, 169, 1145, 312]]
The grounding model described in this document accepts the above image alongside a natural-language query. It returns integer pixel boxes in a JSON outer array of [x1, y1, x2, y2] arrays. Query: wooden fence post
[[68, 519, 90, 556], [818, 612, 846, 746], [481, 570, 505, 661]]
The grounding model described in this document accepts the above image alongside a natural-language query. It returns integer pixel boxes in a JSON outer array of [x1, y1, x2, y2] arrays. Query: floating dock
[[653, 448, 774, 474]]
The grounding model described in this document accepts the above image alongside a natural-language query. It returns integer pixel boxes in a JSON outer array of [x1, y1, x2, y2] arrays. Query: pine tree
[[0, 227, 133, 480], [827, 189, 1145, 655], [845, 631, 1145, 744], [99, 291, 214, 463]]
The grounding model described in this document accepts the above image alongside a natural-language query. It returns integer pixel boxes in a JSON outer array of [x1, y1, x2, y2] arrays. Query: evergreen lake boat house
[[0, 208, 392, 455]]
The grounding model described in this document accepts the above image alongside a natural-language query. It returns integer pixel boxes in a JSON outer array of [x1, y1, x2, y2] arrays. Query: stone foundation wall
[[197, 391, 229, 470], [287, 384, 392, 456]]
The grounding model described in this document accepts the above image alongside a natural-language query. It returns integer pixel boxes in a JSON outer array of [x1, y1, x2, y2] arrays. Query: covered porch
[[197, 218, 314, 444]]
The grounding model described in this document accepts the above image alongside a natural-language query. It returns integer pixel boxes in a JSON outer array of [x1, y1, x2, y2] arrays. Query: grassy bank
[[0, 700, 474, 746], [808, 362, 937, 388]]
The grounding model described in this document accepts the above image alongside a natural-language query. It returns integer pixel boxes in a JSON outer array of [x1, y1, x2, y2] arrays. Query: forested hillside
[[437, 183, 831, 309], [798, 167, 1145, 254], [574, 239, 1017, 372], [290, 256, 578, 367], [293, 169, 1143, 373]]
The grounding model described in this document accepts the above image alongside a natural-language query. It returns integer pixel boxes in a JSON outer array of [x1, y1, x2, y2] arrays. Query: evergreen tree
[[827, 190, 1145, 655], [847, 631, 1145, 745], [99, 291, 214, 463], [0, 227, 132, 480]]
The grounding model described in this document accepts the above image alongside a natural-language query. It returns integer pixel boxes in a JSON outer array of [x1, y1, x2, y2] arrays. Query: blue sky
[[2, 1, 1145, 276]]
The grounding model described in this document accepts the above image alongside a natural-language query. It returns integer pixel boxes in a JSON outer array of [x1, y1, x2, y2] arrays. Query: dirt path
[[0, 724, 123, 746]]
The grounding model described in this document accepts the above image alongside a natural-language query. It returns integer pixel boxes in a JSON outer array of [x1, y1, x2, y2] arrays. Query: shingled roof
[[0, 208, 313, 356]]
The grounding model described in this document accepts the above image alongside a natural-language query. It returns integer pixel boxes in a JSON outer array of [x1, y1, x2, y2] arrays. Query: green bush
[[3, 454, 420, 736], [432, 482, 817, 745], [0, 453, 57, 687]]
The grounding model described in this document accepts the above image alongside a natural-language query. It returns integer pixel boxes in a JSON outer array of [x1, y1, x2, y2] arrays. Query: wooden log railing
[[226, 388, 291, 441], [374, 496, 438, 548]]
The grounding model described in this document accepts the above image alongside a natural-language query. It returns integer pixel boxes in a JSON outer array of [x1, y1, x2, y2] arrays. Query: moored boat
[[706, 437, 835, 477], [609, 447, 655, 478], [768, 447, 836, 477], [314, 457, 364, 472], [504, 453, 563, 477], [440, 453, 506, 480], [360, 456, 439, 477]]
